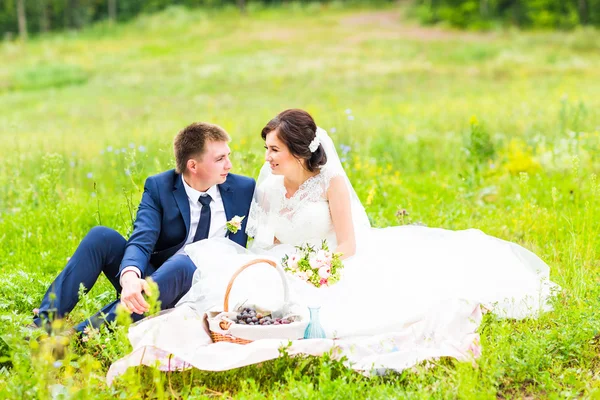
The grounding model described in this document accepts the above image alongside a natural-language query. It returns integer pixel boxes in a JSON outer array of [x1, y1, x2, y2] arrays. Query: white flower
[[295, 271, 309, 281], [315, 250, 332, 265], [226, 215, 245, 234], [288, 254, 300, 270], [309, 136, 320, 153], [309, 256, 323, 270], [318, 266, 331, 279]]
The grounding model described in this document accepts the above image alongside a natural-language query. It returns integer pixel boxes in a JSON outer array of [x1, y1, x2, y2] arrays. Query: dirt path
[[341, 10, 494, 42]]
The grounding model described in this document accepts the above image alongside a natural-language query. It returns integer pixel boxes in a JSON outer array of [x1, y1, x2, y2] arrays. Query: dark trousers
[[34, 226, 196, 333]]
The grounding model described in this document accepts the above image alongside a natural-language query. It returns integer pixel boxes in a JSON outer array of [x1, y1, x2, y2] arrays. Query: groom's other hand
[[120, 271, 152, 314]]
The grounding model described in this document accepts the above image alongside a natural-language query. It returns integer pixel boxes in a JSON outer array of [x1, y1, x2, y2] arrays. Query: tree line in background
[[5, 0, 381, 40], [414, 0, 600, 29], [3, 0, 599, 40]]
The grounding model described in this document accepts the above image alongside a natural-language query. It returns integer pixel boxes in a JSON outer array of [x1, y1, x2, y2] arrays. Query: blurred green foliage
[[413, 0, 600, 29]]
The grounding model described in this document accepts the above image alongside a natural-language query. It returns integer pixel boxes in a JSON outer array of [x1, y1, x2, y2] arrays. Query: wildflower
[[91, 192, 97, 198], [330, 127, 336, 133], [114, 149, 120, 155], [469, 115, 478, 126], [69, 161, 75, 168], [107, 146, 113, 152], [138, 145, 147, 152], [33, 308, 40, 315], [87, 172, 93, 179], [124, 169, 131, 176], [395, 209, 409, 218], [348, 115, 355, 121], [129, 143, 135, 148], [366, 186, 376, 206]]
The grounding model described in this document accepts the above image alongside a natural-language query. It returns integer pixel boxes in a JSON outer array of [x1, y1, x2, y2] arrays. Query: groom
[[32, 122, 255, 334]]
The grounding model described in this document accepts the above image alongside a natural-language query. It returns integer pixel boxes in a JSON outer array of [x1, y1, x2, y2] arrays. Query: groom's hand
[[120, 271, 152, 315]]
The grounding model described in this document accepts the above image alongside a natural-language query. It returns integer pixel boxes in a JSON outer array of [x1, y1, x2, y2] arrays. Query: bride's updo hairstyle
[[261, 109, 327, 173]]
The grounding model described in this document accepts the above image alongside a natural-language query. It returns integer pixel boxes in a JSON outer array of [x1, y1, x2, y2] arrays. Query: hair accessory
[[309, 136, 320, 153]]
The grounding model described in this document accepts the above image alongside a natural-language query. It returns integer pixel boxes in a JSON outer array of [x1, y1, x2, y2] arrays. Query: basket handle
[[223, 258, 289, 312]]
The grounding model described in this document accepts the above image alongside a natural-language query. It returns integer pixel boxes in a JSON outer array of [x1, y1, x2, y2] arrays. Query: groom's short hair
[[174, 122, 231, 174]]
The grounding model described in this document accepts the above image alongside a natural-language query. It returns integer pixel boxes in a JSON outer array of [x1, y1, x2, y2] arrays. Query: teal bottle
[[304, 306, 326, 339]]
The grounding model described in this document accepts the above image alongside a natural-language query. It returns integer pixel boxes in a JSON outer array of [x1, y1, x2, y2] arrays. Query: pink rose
[[318, 266, 331, 279], [319, 278, 328, 287]]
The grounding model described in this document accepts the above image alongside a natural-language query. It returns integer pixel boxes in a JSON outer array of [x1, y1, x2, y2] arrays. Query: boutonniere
[[226, 215, 245, 234]]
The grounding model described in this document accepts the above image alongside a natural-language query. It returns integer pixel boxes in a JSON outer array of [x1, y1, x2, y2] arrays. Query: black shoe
[[23, 322, 43, 342]]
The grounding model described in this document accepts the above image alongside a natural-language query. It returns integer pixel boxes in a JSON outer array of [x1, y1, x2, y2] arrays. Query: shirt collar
[[181, 175, 219, 202]]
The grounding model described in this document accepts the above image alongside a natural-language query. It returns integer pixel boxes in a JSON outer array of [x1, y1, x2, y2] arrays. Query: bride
[[107, 109, 557, 383]]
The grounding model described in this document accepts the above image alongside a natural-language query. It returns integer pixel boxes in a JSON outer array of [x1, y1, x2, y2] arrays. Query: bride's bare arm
[[327, 176, 356, 259]]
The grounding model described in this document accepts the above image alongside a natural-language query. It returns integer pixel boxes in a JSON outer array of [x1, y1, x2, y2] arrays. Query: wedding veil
[[246, 127, 370, 249]]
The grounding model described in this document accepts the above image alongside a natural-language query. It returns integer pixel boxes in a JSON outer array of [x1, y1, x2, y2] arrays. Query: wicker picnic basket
[[207, 258, 307, 345]]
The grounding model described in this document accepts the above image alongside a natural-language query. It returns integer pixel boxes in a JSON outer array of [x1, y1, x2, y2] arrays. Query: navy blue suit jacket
[[119, 170, 255, 278]]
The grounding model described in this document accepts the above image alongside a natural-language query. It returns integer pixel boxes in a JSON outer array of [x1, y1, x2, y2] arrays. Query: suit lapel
[[173, 175, 191, 239], [219, 177, 235, 224]]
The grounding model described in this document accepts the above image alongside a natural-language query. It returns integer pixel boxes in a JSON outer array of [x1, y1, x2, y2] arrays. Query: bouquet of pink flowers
[[281, 240, 343, 287]]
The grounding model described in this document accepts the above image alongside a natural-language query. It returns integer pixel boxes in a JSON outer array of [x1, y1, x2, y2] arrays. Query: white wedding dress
[[106, 129, 557, 384]]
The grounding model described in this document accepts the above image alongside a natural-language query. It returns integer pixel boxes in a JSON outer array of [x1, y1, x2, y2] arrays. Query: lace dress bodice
[[247, 167, 339, 249]]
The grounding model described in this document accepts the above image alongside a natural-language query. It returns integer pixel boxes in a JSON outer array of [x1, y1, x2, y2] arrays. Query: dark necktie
[[193, 194, 212, 242]]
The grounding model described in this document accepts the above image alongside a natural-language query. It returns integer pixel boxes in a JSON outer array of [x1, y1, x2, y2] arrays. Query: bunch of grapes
[[235, 307, 293, 326]]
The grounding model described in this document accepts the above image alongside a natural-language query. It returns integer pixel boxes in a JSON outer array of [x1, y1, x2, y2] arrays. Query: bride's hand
[[274, 237, 281, 244]]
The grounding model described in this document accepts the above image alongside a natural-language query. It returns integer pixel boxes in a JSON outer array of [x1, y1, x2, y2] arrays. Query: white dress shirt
[[120, 175, 228, 283]]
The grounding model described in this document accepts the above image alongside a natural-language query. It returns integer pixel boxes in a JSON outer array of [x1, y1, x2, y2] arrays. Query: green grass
[[1, 2, 600, 398]]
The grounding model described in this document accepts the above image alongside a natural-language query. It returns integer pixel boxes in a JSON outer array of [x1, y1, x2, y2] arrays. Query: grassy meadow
[[1, 2, 600, 398]]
